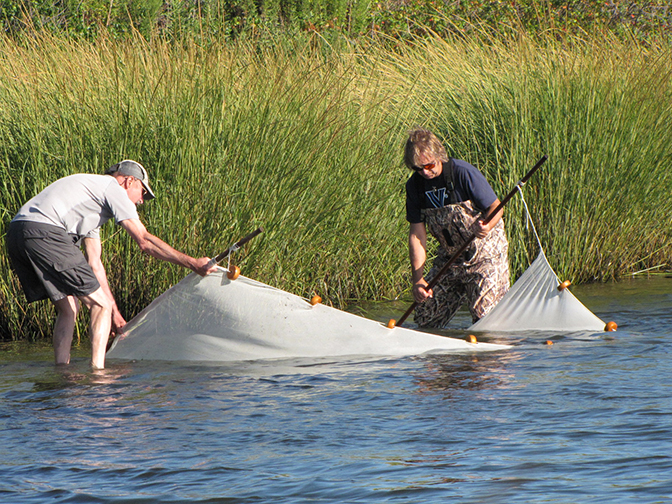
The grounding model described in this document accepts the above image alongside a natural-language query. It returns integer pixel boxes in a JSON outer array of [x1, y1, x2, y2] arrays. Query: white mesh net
[[107, 270, 509, 362], [470, 188, 605, 333], [469, 251, 606, 332], [107, 188, 605, 362]]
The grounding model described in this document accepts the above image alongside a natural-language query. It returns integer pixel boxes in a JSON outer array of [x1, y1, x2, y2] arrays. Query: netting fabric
[[107, 187, 605, 362], [470, 188, 605, 333], [469, 251, 606, 332], [107, 270, 509, 362]]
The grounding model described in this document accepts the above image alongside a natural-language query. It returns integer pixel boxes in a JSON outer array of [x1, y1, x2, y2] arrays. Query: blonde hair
[[403, 128, 448, 169]]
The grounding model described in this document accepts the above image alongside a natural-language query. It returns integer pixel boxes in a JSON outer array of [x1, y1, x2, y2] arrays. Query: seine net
[[108, 189, 605, 362], [470, 189, 605, 333], [107, 270, 509, 362]]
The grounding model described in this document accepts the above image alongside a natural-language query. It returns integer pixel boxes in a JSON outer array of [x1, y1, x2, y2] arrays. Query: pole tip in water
[[227, 265, 241, 280], [466, 334, 477, 344], [310, 295, 322, 306], [605, 321, 618, 332], [557, 280, 571, 291], [387, 319, 396, 329]]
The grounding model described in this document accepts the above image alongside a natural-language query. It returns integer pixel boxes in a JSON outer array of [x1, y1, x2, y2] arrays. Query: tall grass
[[1, 28, 671, 340], [366, 28, 672, 281]]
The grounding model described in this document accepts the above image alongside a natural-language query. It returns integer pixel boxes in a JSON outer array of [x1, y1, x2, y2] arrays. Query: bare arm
[[409, 222, 433, 303], [119, 218, 217, 276], [472, 198, 504, 239], [83, 237, 127, 332]]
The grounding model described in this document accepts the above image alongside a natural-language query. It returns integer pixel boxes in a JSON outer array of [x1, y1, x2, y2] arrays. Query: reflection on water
[[413, 351, 524, 394]]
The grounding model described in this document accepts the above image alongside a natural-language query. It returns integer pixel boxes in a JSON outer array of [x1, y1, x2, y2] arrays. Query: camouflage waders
[[414, 200, 509, 327]]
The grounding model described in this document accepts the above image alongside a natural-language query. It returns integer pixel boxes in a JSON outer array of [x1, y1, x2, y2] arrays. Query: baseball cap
[[106, 160, 155, 200]]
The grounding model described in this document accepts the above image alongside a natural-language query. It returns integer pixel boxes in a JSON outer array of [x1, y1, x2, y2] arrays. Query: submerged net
[[470, 188, 606, 333], [107, 270, 509, 362], [108, 186, 605, 363]]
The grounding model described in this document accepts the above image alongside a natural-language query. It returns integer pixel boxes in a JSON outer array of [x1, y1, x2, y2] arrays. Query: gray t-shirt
[[12, 174, 139, 243]]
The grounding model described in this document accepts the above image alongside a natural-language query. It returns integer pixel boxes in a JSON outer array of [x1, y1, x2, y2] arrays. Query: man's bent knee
[[79, 288, 112, 313]]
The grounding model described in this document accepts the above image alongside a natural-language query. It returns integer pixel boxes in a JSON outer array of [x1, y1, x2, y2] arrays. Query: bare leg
[[79, 287, 113, 369], [52, 296, 79, 365]]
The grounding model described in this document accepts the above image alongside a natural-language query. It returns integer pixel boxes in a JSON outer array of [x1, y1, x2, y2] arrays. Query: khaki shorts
[[6, 221, 100, 303]]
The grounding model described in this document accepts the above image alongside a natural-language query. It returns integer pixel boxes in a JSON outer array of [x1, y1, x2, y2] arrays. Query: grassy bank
[[1, 29, 671, 340], [3, 0, 671, 46]]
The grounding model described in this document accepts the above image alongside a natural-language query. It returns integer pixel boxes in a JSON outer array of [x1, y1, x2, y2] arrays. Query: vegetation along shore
[[1, 1, 671, 340]]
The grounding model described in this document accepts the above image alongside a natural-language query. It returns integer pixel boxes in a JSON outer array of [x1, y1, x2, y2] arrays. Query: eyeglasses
[[412, 162, 436, 172], [130, 177, 148, 197]]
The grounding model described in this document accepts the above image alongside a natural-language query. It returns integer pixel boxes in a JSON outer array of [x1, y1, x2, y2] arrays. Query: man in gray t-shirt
[[6, 160, 217, 369]]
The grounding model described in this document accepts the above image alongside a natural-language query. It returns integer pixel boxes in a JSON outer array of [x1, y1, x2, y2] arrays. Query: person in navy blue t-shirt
[[404, 128, 509, 327]]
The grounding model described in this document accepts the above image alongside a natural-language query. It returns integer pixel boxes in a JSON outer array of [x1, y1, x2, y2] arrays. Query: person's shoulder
[[93, 174, 129, 205], [451, 158, 479, 175], [93, 174, 122, 190], [451, 159, 490, 185], [405, 172, 422, 191], [62, 173, 114, 184]]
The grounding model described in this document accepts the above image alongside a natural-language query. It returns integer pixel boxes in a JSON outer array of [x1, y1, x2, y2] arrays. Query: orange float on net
[[387, 319, 396, 329], [466, 334, 478, 344], [227, 265, 241, 280], [546, 340, 554, 346], [557, 280, 571, 291], [310, 295, 322, 306], [605, 321, 618, 332]]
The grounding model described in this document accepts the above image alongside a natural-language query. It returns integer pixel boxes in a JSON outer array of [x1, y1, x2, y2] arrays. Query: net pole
[[206, 227, 264, 269]]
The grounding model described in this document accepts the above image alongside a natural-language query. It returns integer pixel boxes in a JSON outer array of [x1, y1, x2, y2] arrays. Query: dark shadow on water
[[412, 350, 525, 395]]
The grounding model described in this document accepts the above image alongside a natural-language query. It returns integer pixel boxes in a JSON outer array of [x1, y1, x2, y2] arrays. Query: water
[[1, 277, 671, 503]]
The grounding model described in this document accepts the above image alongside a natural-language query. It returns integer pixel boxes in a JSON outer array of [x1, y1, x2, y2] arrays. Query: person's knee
[[91, 296, 113, 315], [80, 288, 112, 314], [54, 297, 79, 318]]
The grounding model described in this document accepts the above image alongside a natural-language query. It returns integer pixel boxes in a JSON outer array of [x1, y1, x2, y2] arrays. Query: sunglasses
[[130, 177, 148, 197], [412, 162, 436, 172]]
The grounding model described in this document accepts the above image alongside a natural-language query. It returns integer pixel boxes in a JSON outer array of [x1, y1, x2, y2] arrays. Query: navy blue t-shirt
[[405, 159, 498, 224]]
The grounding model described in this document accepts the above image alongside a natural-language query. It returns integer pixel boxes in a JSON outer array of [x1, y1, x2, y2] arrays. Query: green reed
[[366, 28, 672, 281], [1, 29, 670, 340]]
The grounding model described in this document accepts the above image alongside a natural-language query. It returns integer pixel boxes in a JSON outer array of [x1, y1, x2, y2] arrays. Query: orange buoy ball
[[545, 340, 554, 346], [605, 321, 618, 332], [387, 319, 396, 329], [557, 280, 571, 291], [466, 334, 477, 344], [310, 295, 322, 306], [227, 265, 241, 280]]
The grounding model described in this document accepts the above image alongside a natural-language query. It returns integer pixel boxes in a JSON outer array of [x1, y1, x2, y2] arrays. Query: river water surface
[[1, 277, 671, 503]]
